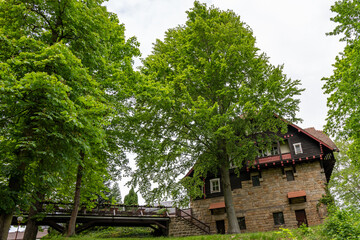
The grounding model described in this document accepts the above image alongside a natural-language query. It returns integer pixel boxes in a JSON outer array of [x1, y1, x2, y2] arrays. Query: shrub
[[323, 206, 360, 239]]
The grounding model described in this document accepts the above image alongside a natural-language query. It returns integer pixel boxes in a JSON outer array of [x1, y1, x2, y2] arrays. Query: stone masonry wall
[[168, 216, 209, 237], [190, 161, 328, 234]]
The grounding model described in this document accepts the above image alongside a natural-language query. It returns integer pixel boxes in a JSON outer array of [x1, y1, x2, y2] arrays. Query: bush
[[323, 206, 360, 239]]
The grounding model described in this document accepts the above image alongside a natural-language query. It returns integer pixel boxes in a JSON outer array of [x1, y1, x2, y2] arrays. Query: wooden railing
[[18, 202, 210, 234], [33, 202, 175, 218], [175, 208, 210, 234]]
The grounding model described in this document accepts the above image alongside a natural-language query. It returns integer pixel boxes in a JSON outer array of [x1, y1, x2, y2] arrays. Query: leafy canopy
[[323, 0, 360, 169], [130, 1, 303, 204], [124, 188, 138, 206], [0, 0, 139, 212], [329, 140, 360, 208]]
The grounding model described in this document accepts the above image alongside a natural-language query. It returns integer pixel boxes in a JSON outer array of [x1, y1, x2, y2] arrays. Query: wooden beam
[[151, 221, 167, 230], [46, 220, 65, 233], [76, 221, 95, 234]]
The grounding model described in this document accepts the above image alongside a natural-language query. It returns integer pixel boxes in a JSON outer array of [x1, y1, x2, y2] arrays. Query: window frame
[[293, 143, 303, 154], [210, 178, 221, 193], [272, 146, 279, 155], [273, 212, 285, 226], [237, 217, 246, 230], [252, 175, 260, 187], [285, 170, 295, 181]]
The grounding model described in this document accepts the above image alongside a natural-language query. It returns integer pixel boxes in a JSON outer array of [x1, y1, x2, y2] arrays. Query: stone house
[[186, 123, 337, 234]]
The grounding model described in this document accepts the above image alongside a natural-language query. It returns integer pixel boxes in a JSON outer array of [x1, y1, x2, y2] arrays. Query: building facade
[[188, 124, 337, 234]]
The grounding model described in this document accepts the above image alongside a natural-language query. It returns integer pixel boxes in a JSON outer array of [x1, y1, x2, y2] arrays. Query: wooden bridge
[[12, 202, 210, 236]]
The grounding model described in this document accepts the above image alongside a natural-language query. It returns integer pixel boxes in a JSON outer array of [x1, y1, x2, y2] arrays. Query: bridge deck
[[11, 203, 198, 235]]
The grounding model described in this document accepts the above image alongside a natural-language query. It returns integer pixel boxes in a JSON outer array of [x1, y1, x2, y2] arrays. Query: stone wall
[[168, 216, 209, 237], [190, 160, 328, 234]]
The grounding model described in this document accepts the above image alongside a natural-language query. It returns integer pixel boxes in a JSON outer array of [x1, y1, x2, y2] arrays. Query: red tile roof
[[304, 127, 337, 151], [208, 202, 225, 210], [287, 190, 306, 199]]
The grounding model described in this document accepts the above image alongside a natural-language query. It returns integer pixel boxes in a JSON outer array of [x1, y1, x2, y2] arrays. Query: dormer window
[[293, 143, 303, 154], [210, 178, 221, 193]]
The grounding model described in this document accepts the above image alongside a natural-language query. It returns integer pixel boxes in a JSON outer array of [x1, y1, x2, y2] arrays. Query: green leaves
[[0, 0, 139, 217], [131, 1, 303, 205], [329, 140, 360, 208], [324, 0, 360, 173]]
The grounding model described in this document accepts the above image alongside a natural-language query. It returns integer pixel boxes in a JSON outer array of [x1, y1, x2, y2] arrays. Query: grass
[[43, 225, 327, 240]]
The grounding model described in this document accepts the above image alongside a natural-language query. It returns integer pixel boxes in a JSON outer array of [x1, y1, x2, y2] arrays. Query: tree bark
[[0, 213, 13, 240], [67, 163, 83, 237], [220, 163, 241, 234], [23, 192, 45, 240], [0, 160, 27, 240]]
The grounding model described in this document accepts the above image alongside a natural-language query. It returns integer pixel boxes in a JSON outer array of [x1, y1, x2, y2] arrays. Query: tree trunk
[[23, 192, 45, 240], [67, 164, 83, 237], [220, 164, 241, 234], [0, 213, 13, 240], [23, 209, 38, 240], [0, 160, 27, 240]]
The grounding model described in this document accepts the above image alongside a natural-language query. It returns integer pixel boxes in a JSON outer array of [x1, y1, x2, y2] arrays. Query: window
[[252, 175, 260, 187], [210, 178, 220, 193], [272, 146, 279, 155], [237, 217, 246, 230], [258, 149, 269, 158], [258, 146, 279, 157], [293, 143, 303, 154], [273, 212, 285, 225], [285, 170, 294, 181], [280, 139, 291, 153]]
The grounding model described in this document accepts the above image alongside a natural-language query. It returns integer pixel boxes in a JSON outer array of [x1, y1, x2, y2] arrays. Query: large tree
[[323, 0, 360, 169], [131, 2, 303, 234], [0, 0, 139, 239], [329, 140, 360, 208]]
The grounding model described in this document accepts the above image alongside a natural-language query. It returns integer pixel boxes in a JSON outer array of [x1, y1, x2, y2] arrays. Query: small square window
[[252, 175, 260, 187], [273, 212, 285, 225], [285, 170, 294, 181], [210, 178, 220, 193], [293, 143, 303, 154], [272, 146, 279, 155], [237, 217, 246, 230]]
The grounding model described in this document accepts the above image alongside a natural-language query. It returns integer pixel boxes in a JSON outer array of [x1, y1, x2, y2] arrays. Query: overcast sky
[[104, 0, 344, 203]]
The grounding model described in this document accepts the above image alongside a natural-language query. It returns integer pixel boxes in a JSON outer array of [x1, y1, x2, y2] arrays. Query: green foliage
[[328, 140, 360, 208], [275, 227, 297, 240], [323, 0, 360, 173], [316, 184, 335, 212], [323, 206, 360, 239], [124, 188, 138, 206], [0, 0, 139, 219], [109, 182, 122, 204], [96, 182, 122, 205], [130, 1, 303, 206], [42, 227, 327, 240]]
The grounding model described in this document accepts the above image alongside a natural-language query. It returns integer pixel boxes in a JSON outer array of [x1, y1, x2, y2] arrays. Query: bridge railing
[[37, 202, 177, 218]]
